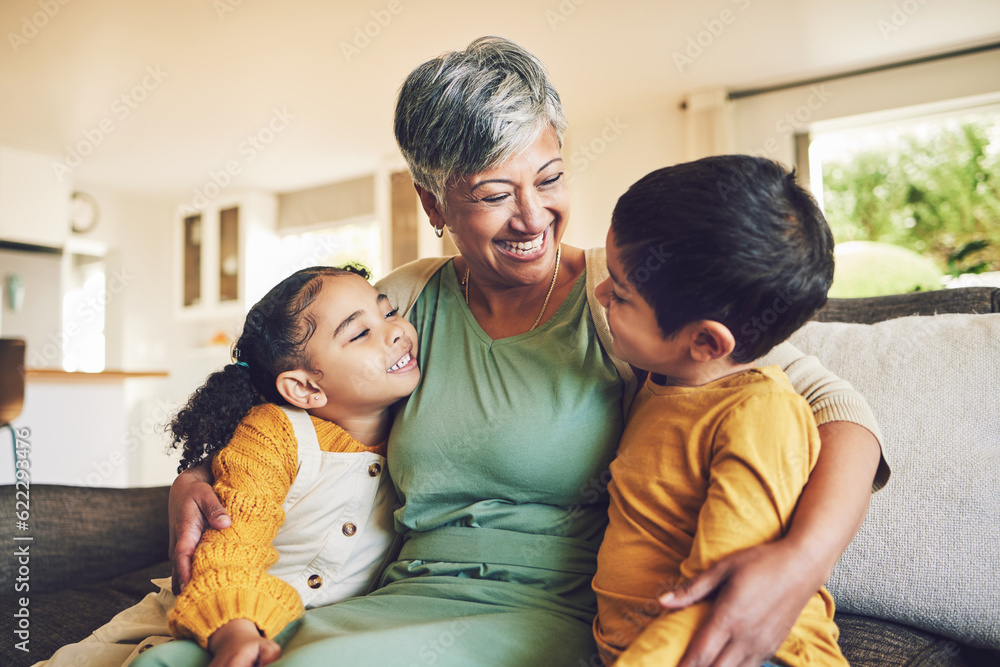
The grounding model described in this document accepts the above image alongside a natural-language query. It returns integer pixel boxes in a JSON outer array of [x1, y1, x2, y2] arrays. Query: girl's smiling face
[[299, 274, 420, 416]]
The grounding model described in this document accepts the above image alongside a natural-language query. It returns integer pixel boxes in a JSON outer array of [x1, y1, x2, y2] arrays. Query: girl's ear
[[689, 320, 736, 362], [414, 184, 446, 233], [276, 370, 328, 410]]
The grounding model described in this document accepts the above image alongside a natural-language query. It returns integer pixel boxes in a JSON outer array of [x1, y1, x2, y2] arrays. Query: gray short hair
[[394, 36, 568, 206]]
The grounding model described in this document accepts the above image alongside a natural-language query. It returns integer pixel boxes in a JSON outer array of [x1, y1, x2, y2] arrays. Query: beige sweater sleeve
[[759, 342, 890, 491]]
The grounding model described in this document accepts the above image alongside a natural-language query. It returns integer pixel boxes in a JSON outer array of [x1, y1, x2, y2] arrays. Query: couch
[[2, 286, 998, 667]]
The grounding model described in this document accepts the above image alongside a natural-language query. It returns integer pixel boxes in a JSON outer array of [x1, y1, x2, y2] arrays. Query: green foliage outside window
[[820, 114, 1000, 291]]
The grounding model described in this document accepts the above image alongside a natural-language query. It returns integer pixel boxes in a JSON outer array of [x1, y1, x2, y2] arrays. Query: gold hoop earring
[[434, 226, 444, 239]]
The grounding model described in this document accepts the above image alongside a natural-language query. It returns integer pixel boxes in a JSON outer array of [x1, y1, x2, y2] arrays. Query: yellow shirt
[[168, 403, 387, 647], [593, 366, 847, 666]]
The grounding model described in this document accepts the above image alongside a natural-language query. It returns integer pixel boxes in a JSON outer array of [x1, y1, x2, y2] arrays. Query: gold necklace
[[464, 245, 562, 332]]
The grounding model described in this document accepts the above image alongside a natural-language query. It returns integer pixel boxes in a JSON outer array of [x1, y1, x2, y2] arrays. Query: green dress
[[136, 261, 625, 667], [283, 262, 624, 666]]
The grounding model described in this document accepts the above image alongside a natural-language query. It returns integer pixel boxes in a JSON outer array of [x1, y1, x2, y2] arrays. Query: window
[[62, 254, 106, 372], [273, 219, 384, 282], [807, 100, 1000, 297]]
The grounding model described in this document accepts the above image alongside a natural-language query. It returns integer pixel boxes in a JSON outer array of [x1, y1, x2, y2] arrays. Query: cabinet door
[[178, 205, 240, 315], [219, 207, 239, 303], [182, 213, 202, 307], [0, 147, 71, 248]]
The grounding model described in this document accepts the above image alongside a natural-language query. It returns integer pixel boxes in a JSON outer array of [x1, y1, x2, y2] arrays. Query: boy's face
[[596, 228, 691, 376]]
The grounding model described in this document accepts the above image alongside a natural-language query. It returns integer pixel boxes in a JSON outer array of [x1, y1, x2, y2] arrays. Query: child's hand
[[207, 619, 281, 667]]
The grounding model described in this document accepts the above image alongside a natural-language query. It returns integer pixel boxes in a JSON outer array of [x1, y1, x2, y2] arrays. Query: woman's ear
[[414, 184, 446, 233], [276, 370, 328, 410], [689, 320, 736, 362]]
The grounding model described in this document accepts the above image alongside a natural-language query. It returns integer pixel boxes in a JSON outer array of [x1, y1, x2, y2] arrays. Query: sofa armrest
[[0, 484, 169, 593]]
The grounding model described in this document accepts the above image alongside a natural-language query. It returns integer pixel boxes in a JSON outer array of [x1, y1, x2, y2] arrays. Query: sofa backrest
[[0, 484, 169, 592], [814, 286, 1000, 324]]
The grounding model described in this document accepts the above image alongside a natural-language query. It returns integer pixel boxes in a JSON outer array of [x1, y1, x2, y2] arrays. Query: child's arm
[[168, 404, 304, 650], [617, 391, 817, 667]]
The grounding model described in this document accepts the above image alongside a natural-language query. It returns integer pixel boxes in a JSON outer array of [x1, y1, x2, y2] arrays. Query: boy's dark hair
[[610, 155, 834, 363], [168, 264, 369, 472]]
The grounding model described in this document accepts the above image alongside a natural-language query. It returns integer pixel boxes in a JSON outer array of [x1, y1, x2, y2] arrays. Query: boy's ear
[[414, 184, 446, 234], [688, 320, 736, 362], [276, 370, 328, 410]]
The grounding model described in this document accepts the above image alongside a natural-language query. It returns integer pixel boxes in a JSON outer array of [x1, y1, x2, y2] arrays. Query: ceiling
[[1, 0, 998, 196]]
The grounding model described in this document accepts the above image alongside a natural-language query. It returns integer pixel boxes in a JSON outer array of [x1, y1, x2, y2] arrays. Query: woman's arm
[[169, 460, 231, 595], [661, 420, 880, 667]]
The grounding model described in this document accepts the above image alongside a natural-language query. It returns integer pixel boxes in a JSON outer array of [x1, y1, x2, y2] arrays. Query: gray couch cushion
[[2, 560, 171, 667], [0, 484, 169, 593], [836, 613, 999, 667], [789, 314, 1000, 649]]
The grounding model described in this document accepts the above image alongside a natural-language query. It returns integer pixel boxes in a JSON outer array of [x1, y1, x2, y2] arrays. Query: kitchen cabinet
[[0, 147, 72, 248], [175, 192, 278, 317]]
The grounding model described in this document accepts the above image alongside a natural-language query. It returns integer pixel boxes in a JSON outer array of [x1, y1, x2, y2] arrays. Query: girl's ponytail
[[168, 361, 259, 471]]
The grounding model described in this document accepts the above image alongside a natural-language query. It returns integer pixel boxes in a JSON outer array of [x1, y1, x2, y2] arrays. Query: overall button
[[368, 462, 381, 477], [342, 522, 357, 536], [308, 574, 323, 589]]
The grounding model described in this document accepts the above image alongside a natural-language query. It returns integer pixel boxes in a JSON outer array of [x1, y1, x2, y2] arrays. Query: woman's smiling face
[[427, 125, 569, 291]]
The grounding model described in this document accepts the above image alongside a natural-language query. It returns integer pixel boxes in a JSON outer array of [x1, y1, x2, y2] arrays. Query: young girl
[[38, 265, 420, 667]]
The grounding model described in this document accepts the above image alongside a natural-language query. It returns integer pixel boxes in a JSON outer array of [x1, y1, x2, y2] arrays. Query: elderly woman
[[154, 37, 887, 667]]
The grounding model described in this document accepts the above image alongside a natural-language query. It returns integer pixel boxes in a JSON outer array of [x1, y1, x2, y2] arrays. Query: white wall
[[731, 49, 1000, 167], [562, 48, 1000, 250], [562, 98, 687, 250]]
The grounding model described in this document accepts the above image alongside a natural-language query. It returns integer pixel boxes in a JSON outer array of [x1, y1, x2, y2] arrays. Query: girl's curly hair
[[168, 264, 370, 471]]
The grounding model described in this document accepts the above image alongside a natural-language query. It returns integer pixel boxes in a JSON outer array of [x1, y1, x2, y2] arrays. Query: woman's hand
[[208, 619, 281, 667], [659, 539, 819, 667], [169, 462, 231, 595]]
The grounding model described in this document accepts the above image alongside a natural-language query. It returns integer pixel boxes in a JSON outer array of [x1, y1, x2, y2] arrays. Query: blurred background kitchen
[[1, 0, 998, 487]]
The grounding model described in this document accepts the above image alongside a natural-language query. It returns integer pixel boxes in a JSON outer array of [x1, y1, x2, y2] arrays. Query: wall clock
[[70, 191, 100, 234]]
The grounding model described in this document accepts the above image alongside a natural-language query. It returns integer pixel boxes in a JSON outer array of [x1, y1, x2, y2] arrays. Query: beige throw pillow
[[788, 313, 1000, 649]]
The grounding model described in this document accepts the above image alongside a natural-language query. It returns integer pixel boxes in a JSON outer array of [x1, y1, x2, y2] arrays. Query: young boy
[[592, 155, 848, 667]]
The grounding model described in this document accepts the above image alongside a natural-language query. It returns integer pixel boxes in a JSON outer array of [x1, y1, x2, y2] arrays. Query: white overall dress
[[37, 406, 399, 667]]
